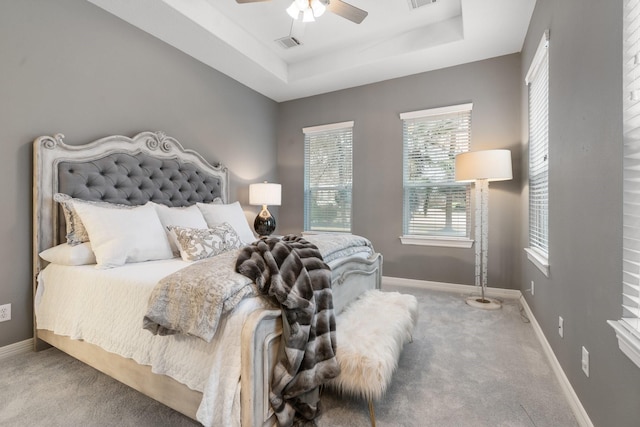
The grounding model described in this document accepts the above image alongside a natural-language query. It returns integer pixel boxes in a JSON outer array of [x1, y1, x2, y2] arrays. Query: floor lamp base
[[466, 296, 501, 310]]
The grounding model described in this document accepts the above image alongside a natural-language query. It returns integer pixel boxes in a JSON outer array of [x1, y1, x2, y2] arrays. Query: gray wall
[[0, 0, 278, 348], [277, 54, 522, 289], [521, 0, 640, 426]]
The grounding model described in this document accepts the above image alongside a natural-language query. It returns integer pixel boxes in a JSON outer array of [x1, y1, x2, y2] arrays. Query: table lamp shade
[[455, 149, 513, 183], [249, 182, 281, 206]]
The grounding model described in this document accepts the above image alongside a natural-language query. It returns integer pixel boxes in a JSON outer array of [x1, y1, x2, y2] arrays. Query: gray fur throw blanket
[[236, 235, 340, 427]]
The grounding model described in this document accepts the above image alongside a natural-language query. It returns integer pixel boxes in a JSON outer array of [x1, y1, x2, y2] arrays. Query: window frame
[[609, 0, 640, 370], [525, 31, 551, 277], [303, 121, 354, 234], [399, 103, 473, 248]]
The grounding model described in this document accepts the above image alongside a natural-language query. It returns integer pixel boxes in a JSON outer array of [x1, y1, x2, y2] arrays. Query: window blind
[[623, 0, 640, 336], [526, 32, 550, 258], [401, 104, 472, 238], [303, 121, 353, 233]]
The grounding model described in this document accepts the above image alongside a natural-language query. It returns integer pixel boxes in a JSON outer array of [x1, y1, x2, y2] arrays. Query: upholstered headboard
[[57, 153, 223, 207], [33, 131, 228, 276]]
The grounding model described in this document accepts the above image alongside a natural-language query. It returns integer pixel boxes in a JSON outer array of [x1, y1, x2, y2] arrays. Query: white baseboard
[[382, 275, 593, 427], [0, 338, 33, 361], [382, 276, 522, 300], [519, 296, 593, 427]]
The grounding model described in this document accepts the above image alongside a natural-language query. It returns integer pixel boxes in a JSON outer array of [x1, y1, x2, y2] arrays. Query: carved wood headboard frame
[[32, 130, 229, 310]]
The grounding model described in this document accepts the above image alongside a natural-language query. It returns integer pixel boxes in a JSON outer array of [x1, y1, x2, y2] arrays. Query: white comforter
[[34, 234, 374, 426], [35, 258, 270, 427]]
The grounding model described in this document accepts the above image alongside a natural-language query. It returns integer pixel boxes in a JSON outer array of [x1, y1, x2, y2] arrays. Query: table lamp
[[249, 181, 281, 236]]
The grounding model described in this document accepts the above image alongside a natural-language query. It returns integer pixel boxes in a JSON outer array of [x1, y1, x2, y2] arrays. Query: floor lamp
[[455, 149, 512, 310]]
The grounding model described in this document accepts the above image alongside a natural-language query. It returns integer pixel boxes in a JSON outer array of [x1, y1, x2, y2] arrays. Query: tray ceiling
[[88, 0, 536, 102]]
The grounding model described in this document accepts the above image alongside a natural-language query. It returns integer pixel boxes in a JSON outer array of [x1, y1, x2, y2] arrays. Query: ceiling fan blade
[[236, 0, 271, 3], [328, 0, 368, 24]]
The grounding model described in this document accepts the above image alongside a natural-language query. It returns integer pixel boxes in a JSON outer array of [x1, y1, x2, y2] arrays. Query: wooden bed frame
[[32, 131, 382, 427]]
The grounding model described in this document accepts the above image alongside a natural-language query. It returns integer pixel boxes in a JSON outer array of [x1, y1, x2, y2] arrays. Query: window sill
[[608, 320, 640, 369], [400, 235, 473, 248], [525, 247, 549, 277], [302, 231, 351, 236]]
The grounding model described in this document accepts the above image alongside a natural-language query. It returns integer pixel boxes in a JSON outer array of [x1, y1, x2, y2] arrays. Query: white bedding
[[304, 233, 373, 263], [34, 234, 375, 426], [35, 257, 270, 427]]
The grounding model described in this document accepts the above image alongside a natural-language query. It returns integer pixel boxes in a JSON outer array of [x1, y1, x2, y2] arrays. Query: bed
[[32, 131, 382, 427]]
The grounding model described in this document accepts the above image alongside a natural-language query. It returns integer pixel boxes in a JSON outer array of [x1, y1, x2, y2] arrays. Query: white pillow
[[197, 201, 256, 244], [39, 242, 96, 266], [168, 223, 243, 262], [73, 202, 173, 269], [53, 193, 132, 246], [148, 202, 208, 254]]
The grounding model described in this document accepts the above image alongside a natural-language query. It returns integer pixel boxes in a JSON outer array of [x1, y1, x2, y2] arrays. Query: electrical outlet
[[558, 316, 564, 338], [582, 346, 589, 377], [0, 303, 10, 322], [531, 281, 535, 296]]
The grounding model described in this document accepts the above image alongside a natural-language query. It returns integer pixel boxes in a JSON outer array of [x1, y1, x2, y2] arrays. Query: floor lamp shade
[[455, 149, 512, 310], [249, 182, 281, 236], [455, 149, 513, 182]]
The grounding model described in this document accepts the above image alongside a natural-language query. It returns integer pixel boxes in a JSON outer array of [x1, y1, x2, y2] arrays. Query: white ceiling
[[87, 0, 536, 102]]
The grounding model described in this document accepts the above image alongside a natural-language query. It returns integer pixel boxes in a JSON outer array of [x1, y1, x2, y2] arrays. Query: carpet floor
[[0, 285, 580, 427]]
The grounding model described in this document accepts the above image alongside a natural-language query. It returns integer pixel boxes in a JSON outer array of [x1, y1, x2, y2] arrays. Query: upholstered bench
[[326, 290, 419, 427]]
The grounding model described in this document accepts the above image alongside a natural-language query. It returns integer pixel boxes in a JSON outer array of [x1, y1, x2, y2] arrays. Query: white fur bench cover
[[327, 289, 419, 402]]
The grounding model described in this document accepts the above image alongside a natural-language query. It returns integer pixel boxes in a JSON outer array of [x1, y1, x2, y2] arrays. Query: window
[[303, 121, 353, 233], [524, 31, 550, 276], [400, 104, 472, 247], [609, 0, 640, 369]]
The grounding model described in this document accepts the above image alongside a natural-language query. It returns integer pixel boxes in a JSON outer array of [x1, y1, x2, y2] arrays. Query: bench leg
[[368, 398, 376, 427]]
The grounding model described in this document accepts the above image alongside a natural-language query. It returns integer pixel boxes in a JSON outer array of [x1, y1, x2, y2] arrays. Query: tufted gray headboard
[[58, 153, 223, 207], [33, 131, 229, 277]]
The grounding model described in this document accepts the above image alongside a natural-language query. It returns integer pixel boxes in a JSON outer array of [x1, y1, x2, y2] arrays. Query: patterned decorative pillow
[[168, 223, 243, 262], [53, 193, 133, 246]]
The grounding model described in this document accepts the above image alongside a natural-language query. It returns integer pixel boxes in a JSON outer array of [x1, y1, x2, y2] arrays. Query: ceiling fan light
[[286, 2, 300, 19], [302, 8, 315, 22], [311, 0, 326, 17], [295, 0, 308, 9]]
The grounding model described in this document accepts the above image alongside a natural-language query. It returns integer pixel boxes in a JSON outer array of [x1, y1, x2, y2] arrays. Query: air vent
[[408, 0, 437, 10], [275, 36, 302, 49]]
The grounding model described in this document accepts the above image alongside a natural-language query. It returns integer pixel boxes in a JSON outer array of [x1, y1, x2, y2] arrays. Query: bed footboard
[[331, 253, 382, 315], [241, 309, 281, 427], [239, 252, 382, 427]]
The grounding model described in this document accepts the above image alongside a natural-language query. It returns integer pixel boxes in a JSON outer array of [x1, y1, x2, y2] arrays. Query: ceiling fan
[[236, 0, 368, 24]]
